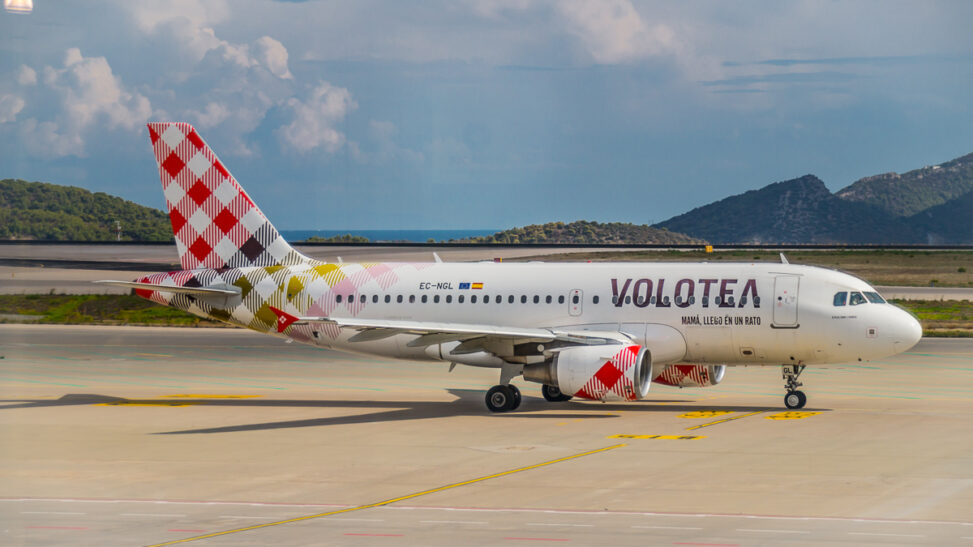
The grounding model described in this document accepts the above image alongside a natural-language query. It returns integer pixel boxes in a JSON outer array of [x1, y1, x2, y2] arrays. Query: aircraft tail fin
[[146, 122, 309, 270]]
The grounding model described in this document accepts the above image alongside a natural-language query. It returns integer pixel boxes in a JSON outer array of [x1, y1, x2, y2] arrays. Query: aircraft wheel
[[508, 384, 522, 411], [542, 384, 572, 402], [784, 390, 807, 409], [486, 385, 514, 412]]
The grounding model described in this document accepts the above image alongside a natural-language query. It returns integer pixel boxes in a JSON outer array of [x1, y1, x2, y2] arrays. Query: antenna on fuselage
[[780, 252, 789, 264]]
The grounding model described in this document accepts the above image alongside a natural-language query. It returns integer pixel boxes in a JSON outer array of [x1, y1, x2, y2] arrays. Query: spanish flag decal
[[471, 282, 484, 289]]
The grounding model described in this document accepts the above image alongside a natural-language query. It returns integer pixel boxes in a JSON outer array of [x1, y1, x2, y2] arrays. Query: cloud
[[190, 101, 230, 128], [254, 36, 293, 80], [278, 81, 357, 153], [18, 48, 152, 157], [16, 65, 37, 86], [0, 94, 25, 123], [555, 0, 676, 64]]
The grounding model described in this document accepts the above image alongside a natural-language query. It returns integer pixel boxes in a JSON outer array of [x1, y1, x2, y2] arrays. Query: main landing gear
[[541, 384, 573, 402], [486, 384, 521, 412], [782, 364, 807, 409]]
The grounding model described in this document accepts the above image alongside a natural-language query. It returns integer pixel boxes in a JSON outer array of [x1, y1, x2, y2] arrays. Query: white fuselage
[[288, 261, 921, 368]]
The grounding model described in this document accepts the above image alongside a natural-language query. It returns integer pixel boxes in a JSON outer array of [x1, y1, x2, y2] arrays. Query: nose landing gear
[[782, 364, 807, 409]]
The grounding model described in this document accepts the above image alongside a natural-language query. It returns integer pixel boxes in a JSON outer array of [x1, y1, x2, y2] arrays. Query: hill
[[836, 152, 973, 216], [907, 189, 973, 244], [655, 175, 919, 244], [0, 179, 172, 241], [463, 220, 703, 245]]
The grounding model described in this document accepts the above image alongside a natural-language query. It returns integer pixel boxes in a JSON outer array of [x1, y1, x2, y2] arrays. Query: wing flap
[[93, 280, 241, 296]]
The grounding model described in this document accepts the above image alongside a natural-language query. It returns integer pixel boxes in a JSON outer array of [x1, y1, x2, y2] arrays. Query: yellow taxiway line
[[145, 443, 627, 546]]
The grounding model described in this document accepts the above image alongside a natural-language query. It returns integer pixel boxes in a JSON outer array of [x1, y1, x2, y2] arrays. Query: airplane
[[97, 122, 923, 413]]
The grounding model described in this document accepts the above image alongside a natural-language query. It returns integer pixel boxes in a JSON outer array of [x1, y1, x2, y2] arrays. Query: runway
[[1, 325, 971, 545]]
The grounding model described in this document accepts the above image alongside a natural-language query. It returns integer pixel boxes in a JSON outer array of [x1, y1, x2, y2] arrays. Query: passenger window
[[409, 295, 416, 303], [849, 292, 867, 305], [592, 296, 599, 304], [336, 294, 342, 303], [650, 296, 656, 304], [397, 295, 403, 303], [726, 296, 733, 306], [689, 296, 696, 305], [533, 295, 540, 304], [385, 295, 391, 303], [360, 295, 366, 303], [624, 296, 631, 305], [471, 295, 478, 304], [434, 295, 440, 303], [421, 295, 427, 303], [559, 295, 565, 304], [833, 292, 847, 306], [372, 295, 378, 303], [714, 296, 722, 305], [572, 295, 579, 304], [496, 295, 502, 304], [459, 295, 465, 303], [521, 295, 527, 304], [611, 296, 618, 305], [546, 295, 553, 304], [446, 295, 452, 303], [863, 291, 886, 304], [483, 295, 489, 304], [702, 296, 708, 306], [508, 295, 514, 304], [754, 296, 760, 306], [675, 296, 682, 305]]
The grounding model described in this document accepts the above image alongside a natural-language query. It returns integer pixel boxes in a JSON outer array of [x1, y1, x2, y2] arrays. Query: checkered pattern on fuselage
[[147, 122, 308, 271]]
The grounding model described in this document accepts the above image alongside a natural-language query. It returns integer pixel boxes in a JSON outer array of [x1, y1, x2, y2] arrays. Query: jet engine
[[523, 344, 652, 401], [652, 364, 726, 388]]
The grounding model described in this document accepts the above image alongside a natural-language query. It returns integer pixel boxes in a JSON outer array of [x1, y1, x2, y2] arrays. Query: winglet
[[780, 252, 789, 264], [268, 306, 299, 333]]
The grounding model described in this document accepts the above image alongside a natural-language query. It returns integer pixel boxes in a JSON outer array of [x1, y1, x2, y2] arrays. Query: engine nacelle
[[652, 364, 726, 388], [523, 344, 652, 401]]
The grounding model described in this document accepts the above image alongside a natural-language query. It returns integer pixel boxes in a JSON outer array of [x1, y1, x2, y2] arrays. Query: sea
[[280, 229, 500, 243]]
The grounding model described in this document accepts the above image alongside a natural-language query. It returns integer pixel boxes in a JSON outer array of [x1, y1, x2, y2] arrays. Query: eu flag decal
[[459, 282, 471, 290]]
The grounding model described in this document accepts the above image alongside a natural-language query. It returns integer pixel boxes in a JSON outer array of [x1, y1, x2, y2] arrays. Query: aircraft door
[[773, 275, 800, 327], [569, 289, 583, 316]]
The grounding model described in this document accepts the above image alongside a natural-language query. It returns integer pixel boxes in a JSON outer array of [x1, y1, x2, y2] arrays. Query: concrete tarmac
[[1, 325, 971, 546]]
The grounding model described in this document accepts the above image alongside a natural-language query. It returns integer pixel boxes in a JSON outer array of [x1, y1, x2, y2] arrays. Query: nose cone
[[891, 306, 923, 353]]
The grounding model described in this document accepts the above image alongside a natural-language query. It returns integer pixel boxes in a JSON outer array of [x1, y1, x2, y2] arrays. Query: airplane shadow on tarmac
[[0, 391, 826, 434]]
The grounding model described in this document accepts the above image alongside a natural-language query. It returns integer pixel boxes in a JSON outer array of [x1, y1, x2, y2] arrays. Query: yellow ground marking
[[685, 410, 767, 430], [163, 394, 261, 399], [145, 443, 627, 547], [678, 410, 735, 419], [135, 353, 173, 357], [608, 434, 705, 440], [765, 411, 821, 420], [95, 401, 201, 407]]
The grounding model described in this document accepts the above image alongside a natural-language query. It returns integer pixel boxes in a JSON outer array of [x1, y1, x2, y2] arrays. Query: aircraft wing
[[271, 307, 628, 359], [93, 280, 241, 296]]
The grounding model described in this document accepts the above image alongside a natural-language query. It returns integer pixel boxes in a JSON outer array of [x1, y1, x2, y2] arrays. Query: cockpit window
[[849, 292, 867, 305], [833, 292, 847, 306], [863, 291, 886, 304]]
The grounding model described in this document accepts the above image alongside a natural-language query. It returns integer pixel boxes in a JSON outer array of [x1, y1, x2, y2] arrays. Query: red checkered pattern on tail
[[575, 345, 641, 401], [147, 122, 308, 271]]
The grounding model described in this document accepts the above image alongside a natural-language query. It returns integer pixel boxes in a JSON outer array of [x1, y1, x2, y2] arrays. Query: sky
[[1, 1, 972, 230]]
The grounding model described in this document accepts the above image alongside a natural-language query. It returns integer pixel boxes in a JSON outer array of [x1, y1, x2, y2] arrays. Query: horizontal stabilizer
[[93, 280, 241, 296]]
